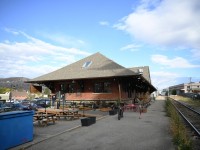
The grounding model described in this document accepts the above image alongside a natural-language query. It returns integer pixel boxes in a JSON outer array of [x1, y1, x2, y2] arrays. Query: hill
[[0, 77, 30, 91]]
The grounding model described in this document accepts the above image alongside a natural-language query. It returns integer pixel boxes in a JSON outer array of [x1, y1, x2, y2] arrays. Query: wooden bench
[[41, 117, 55, 126], [74, 113, 81, 119], [33, 113, 56, 126], [56, 114, 75, 120]]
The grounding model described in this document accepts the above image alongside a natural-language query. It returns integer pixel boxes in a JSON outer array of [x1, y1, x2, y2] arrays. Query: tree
[[43, 87, 51, 95], [0, 87, 10, 94], [171, 89, 177, 95], [165, 91, 168, 96]]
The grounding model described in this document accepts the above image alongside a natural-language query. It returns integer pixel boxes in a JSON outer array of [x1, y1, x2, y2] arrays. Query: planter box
[[81, 118, 92, 126], [88, 116, 96, 124], [109, 110, 115, 115], [109, 109, 117, 115], [81, 117, 97, 126]]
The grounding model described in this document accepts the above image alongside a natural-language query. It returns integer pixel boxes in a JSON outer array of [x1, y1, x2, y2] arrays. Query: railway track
[[171, 99, 200, 137]]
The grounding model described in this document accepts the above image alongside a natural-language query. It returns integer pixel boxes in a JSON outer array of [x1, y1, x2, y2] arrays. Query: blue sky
[[0, 0, 200, 90]]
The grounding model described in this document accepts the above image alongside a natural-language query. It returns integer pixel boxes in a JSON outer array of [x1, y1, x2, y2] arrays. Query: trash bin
[[0, 111, 34, 150]]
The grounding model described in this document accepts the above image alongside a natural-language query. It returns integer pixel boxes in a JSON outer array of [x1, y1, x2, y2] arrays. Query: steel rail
[[171, 100, 200, 136], [173, 99, 200, 115]]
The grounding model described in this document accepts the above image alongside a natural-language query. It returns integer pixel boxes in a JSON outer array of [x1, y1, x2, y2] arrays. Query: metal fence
[[178, 93, 200, 100]]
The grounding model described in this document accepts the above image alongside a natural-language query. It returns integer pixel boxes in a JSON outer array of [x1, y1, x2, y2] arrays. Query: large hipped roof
[[29, 52, 138, 82]]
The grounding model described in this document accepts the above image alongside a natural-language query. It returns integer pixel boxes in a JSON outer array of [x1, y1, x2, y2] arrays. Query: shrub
[[171, 89, 177, 95], [165, 98, 192, 150]]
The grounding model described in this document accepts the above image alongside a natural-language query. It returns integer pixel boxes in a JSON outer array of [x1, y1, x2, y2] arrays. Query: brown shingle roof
[[29, 52, 137, 82], [12, 91, 28, 97], [129, 66, 151, 83]]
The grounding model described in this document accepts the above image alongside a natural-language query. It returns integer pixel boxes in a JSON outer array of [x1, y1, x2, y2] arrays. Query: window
[[104, 82, 112, 93], [67, 83, 76, 93], [60, 83, 67, 92], [94, 82, 112, 93], [94, 83, 103, 93], [77, 81, 84, 92], [82, 61, 92, 68]]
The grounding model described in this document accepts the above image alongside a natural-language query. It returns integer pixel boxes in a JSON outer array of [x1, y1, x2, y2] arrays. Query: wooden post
[[62, 94, 64, 111], [118, 81, 121, 102], [58, 91, 61, 109]]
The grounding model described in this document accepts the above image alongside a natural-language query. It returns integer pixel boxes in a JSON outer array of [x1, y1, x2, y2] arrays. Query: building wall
[[53, 78, 143, 101], [0, 92, 10, 101], [169, 84, 184, 94], [184, 82, 200, 93], [64, 79, 120, 101], [169, 82, 200, 94], [11, 91, 28, 100], [30, 84, 42, 93]]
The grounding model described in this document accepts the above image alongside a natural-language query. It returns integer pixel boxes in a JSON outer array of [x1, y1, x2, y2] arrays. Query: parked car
[[12, 103, 31, 111], [35, 99, 51, 108], [29, 102, 40, 110], [0, 103, 12, 112], [21, 99, 31, 105]]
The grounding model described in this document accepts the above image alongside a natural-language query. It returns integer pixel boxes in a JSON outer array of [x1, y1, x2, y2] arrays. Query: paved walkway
[[11, 99, 175, 150]]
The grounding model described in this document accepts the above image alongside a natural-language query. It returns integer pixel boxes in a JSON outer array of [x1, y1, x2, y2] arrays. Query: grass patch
[[169, 95, 200, 107], [165, 98, 192, 150]]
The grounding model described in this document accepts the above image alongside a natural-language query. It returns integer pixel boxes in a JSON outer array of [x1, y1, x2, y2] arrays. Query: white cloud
[[151, 54, 200, 68], [151, 71, 179, 90], [120, 44, 141, 52], [151, 71, 200, 90], [114, 0, 200, 50], [151, 71, 179, 77], [99, 21, 110, 26], [0, 28, 91, 78], [39, 32, 86, 47], [191, 49, 200, 59], [4, 28, 19, 35]]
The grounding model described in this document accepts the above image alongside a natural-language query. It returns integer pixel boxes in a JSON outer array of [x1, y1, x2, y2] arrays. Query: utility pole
[[189, 77, 192, 93]]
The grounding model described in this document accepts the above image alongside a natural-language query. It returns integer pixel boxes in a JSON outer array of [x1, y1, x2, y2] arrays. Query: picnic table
[[33, 112, 56, 126], [56, 110, 79, 120], [37, 108, 80, 120]]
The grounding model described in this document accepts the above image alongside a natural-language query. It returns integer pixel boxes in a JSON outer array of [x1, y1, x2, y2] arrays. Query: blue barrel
[[0, 111, 34, 150]]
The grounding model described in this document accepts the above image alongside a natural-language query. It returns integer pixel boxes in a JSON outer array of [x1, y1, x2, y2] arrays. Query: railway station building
[[169, 82, 200, 95], [27, 52, 156, 105]]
